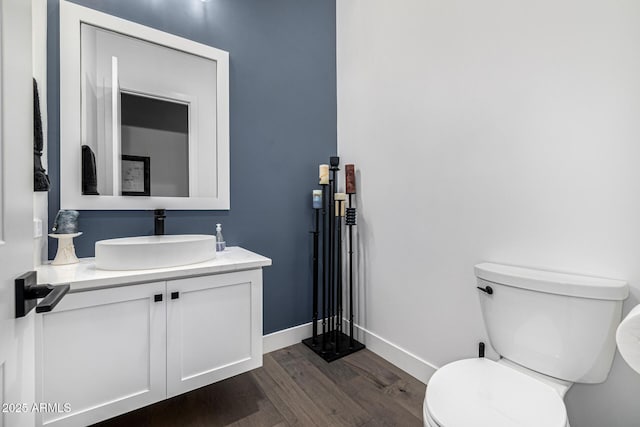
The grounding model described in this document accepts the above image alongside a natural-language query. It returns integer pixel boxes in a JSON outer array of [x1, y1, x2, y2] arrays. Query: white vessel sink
[[95, 235, 216, 270]]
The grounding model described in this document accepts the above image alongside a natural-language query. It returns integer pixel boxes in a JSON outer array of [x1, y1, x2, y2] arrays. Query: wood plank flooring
[[94, 343, 426, 427]]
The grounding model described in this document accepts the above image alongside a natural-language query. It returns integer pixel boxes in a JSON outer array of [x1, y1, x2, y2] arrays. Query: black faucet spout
[[154, 209, 166, 236]]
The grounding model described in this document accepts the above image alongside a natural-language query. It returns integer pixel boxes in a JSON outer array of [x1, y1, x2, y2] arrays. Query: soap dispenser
[[216, 223, 226, 252]]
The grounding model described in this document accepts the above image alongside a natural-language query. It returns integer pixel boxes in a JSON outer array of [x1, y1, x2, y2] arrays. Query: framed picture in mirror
[[121, 155, 150, 196]]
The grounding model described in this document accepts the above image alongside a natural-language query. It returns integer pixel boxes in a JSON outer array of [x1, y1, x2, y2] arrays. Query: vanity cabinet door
[[166, 270, 263, 397], [35, 282, 167, 427]]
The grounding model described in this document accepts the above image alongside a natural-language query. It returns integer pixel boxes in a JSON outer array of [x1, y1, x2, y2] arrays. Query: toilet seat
[[424, 358, 567, 427]]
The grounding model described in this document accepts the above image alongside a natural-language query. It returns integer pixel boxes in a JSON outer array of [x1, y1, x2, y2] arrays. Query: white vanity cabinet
[[35, 248, 270, 427], [166, 270, 262, 397], [36, 281, 167, 427]]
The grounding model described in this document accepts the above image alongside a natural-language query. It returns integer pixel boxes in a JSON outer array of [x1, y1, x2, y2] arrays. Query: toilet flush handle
[[477, 285, 493, 295]]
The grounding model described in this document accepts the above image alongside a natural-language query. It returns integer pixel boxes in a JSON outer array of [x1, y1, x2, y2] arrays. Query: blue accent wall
[[47, 0, 337, 334]]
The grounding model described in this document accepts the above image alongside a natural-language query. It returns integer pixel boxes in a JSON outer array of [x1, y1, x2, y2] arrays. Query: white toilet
[[423, 262, 629, 427]]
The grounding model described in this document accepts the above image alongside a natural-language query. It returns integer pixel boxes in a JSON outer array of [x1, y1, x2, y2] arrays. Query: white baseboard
[[262, 321, 318, 354], [352, 323, 438, 384], [262, 320, 438, 384]]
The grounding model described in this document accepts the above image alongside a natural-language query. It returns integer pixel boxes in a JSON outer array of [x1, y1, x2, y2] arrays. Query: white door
[[0, 1, 35, 427], [35, 282, 167, 427], [166, 270, 263, 397]]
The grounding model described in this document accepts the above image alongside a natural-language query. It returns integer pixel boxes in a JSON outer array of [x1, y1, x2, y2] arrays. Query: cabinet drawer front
[[36, 282, 166, 427], [167, 270, 263, 397]]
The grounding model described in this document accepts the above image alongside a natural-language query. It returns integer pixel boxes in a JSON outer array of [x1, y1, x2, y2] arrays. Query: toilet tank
[[475, 263, 628, 384]]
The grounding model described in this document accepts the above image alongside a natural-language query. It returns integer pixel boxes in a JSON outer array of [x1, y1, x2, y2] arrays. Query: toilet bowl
[[422, 263, 628, 427], [423, 358, 569, 427]]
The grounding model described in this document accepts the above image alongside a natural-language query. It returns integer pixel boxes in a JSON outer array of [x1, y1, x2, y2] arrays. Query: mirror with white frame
[[60, 1, 230, 210]]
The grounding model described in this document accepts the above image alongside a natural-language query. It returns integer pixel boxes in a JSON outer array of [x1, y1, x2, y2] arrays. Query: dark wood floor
[[94, 343, 426, 427]]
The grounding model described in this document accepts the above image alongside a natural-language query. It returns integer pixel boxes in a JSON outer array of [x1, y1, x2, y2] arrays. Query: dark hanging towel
[[82, 145, 99, 195], [33, 78, 50, 191]]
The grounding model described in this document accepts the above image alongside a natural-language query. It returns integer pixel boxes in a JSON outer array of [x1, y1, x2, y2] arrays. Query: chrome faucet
[[154, 209, 166, 235]]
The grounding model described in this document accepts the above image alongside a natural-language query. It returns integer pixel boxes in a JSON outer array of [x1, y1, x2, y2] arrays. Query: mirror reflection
[[79, 22, 217, 198], [120, 93, 189, 197]]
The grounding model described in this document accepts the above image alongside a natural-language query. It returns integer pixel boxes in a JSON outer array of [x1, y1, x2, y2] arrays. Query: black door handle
[[154, 294, 163, 302], [171, 291, 180, 300], [477, 286, 493, 295], [35, 284, 71, 313], [15, 271, 70, 317]]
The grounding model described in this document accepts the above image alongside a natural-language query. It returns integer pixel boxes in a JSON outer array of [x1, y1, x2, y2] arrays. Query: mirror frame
[[59, 0, 230, 210]]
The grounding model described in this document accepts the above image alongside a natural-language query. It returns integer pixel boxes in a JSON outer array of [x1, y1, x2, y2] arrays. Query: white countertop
[[36, 246, 272, 292]]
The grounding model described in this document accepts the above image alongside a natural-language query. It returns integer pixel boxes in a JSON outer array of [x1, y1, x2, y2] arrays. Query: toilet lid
[[426, 358, 567, 427]]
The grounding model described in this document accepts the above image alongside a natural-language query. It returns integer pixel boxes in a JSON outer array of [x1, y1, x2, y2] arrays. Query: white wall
[[121, 126, 189, 197], [337, 1, 640, 426]]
